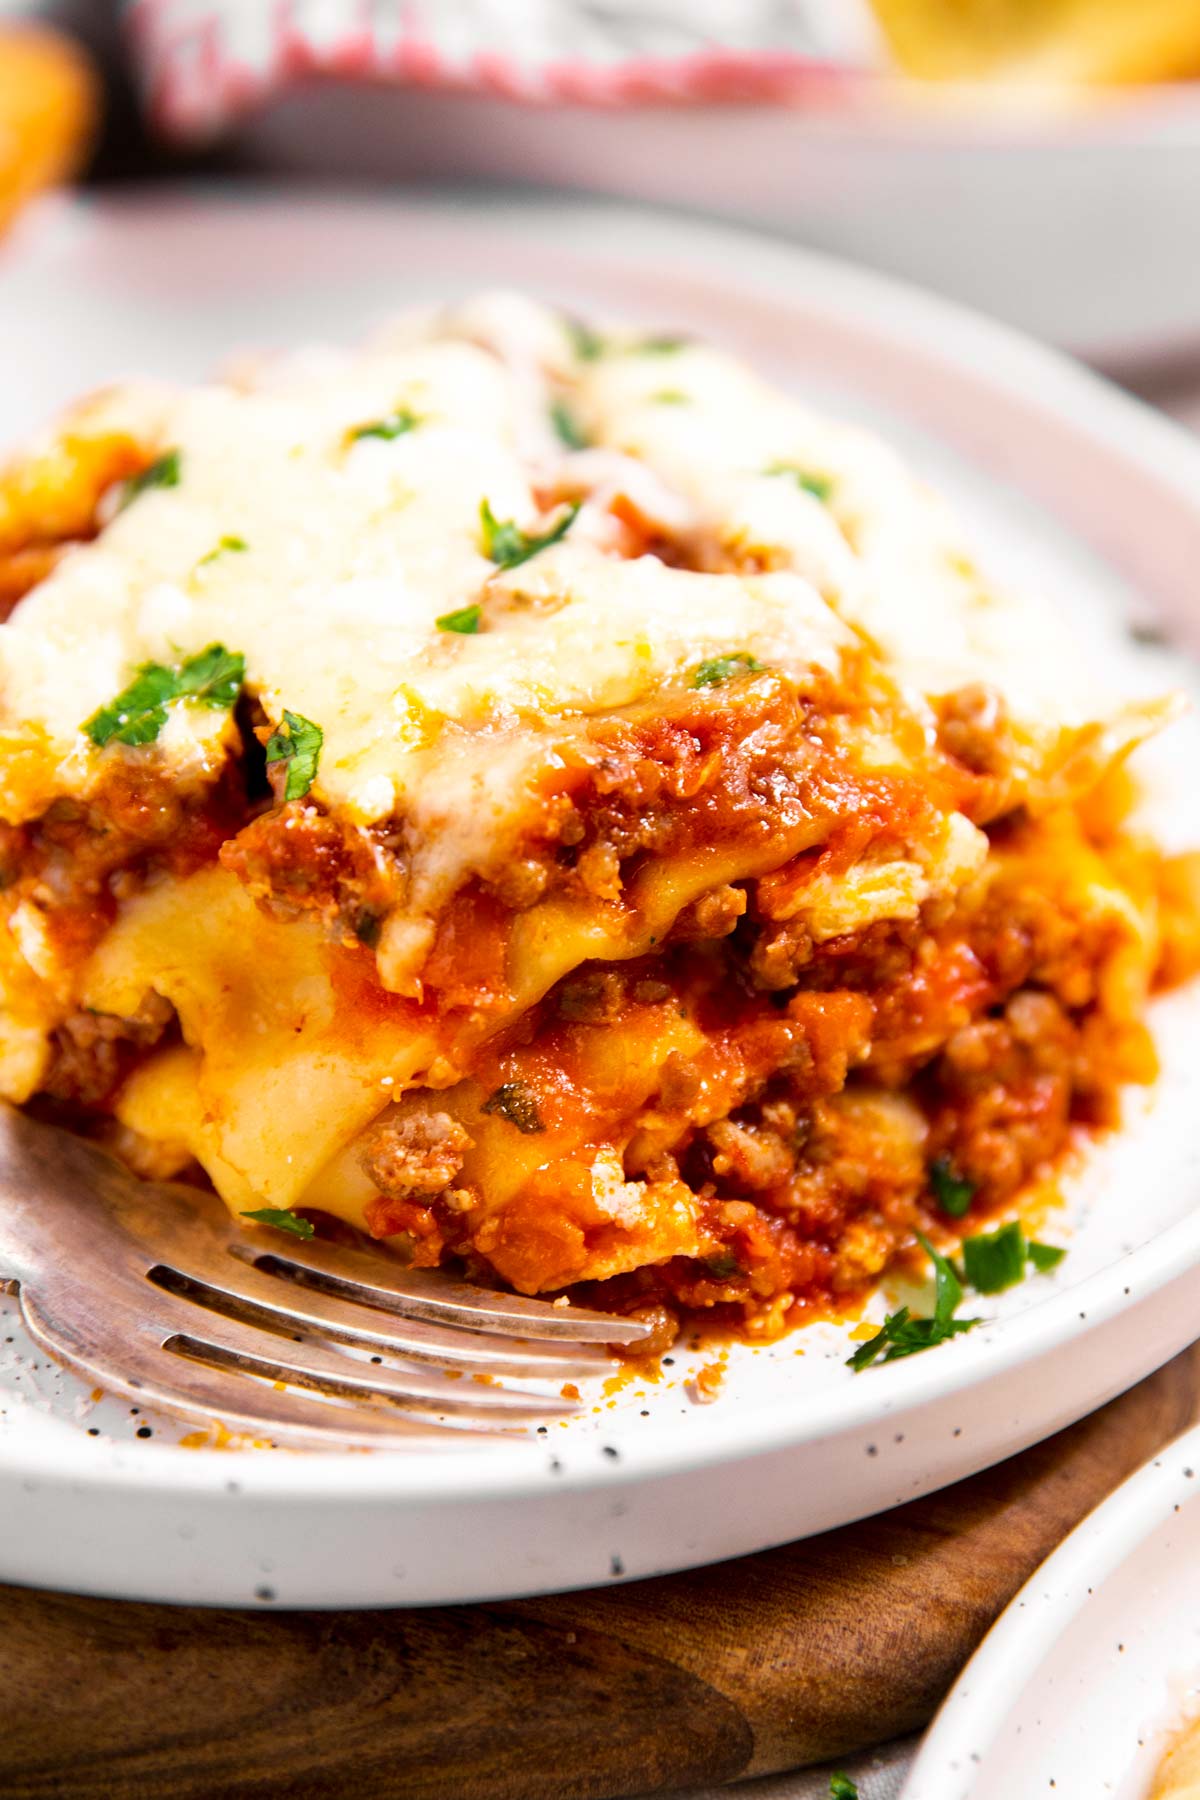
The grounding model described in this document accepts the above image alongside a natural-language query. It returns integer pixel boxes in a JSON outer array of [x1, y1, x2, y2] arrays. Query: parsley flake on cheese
[[198, 534, 248, 566], [550, 400, 589, 450], [764, 463, 835, 504], [117, 449, 181, 512], [436, 603, 482, 635], [563, 316, 605, 361], [480, 499, 580, 571], [265, 709, 324, 802], [635, 334, 689, 355], [85, 644, 245, 748], [351, 408, 421, 442], [692, 652, 764, 689]]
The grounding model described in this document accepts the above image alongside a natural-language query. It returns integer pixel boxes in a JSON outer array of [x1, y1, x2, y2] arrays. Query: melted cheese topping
[[566, 323, 1119, 741], [0, 339, 848, 828], [0, 294, 1154, 828]]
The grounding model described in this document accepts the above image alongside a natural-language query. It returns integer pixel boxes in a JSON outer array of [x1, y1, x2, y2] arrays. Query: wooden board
[[3, 1344, 1198, 1800]]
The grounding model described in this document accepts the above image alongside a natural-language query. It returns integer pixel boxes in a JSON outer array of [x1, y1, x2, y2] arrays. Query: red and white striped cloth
[[124, 0, 883, 140]]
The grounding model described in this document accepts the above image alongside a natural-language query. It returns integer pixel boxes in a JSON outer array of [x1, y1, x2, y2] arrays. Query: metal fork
[[0, 1104, 649, 1446]]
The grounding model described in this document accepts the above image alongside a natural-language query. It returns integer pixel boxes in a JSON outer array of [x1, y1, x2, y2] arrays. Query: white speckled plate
[[3, 190, 1200, 1610], [902, 1421, 1200, 1799]]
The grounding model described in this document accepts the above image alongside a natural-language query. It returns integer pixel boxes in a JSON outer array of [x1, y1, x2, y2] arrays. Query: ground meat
[[0, 544, 69, 621], [557, 968, 628, 1024], [620, 1301, 680, 1358], [704, 1118, 794, 1191], [361, 1195, 449, 1267], [747, 916, 815, 989], [936, 683, 1012, 778], [40, 990, 174, 1108], [486, 858, 550, 911], [657, 1050, 703, 1111], [576, 841, 622, 902], [220, 801, 396, 937], [6, 759, 250, 976], [669, 883, 747, 943], [358, 1110, 475, 1200], [922, 989, 1077, 1200]]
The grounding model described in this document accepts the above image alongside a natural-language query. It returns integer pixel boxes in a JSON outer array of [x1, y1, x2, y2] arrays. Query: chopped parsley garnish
[[564, 316, 605, 361], [929, 1155, 975, 1218], [86, 667, 178, 748], [198, 534, 248, 566], [692, 651, 764, 689], [436, 602, 482, 635], [960, 1223, 1068, 1291], [264, 708, 323, 802], [550, 400, 589, 450], [961, 1220, 1027, 1295], [118, 449, 181, 511], [481, 1081, 545, 1134], [85, 643, 245, 748], [765, 463, 835, 504], [480, 498, 580, 571], [829, 1778, 859, 1800], [652, 389, 690, 405], [703, 1252, 742, 1280], [240, 1207, 315, 1240], [351, 408, 421, 442], [173, 645, 244, 708], [848, 1233, 980, 1371], [635, 334, 689, 354], [354, 909, 382, 949]]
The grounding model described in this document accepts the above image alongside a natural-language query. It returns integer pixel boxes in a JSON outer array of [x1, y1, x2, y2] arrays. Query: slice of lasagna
[[0, 294, 1195, 1348]]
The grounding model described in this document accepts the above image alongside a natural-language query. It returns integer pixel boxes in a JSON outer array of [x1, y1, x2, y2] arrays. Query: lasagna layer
[[0, 294, 1195, 1344]]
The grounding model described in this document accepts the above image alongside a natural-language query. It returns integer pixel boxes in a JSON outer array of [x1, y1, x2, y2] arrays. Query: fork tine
[[159, 1310, 573, 1420], [146, 1254, 615, 1380], [234, 1234, 648, 1343], [164, 1333, 569, 1423], [17, 1288, 508, 1446]]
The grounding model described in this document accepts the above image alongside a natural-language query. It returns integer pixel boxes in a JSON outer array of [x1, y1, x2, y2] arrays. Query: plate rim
[[3, 185, 1200, 1508], [899, 1418, 1200, 1798]]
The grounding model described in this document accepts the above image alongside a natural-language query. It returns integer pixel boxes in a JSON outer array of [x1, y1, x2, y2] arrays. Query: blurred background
[[0, 0, 1198, 398]]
